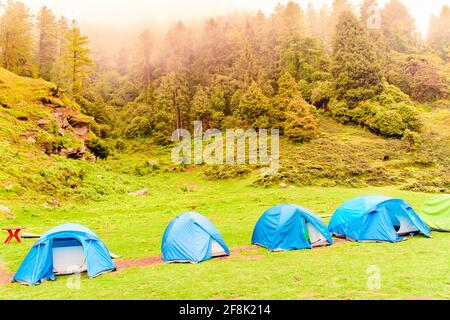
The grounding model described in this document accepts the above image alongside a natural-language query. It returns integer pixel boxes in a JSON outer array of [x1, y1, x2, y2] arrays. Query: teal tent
[[421, 195, 450, 232]]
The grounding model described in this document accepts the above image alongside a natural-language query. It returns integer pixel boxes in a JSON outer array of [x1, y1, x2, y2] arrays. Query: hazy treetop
[[13, 0, 450, 36]]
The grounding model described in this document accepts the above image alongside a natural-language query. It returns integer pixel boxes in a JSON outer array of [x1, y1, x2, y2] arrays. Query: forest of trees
[[1, 0, 449, 145]]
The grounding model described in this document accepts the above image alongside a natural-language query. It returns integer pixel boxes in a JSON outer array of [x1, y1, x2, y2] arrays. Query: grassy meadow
[[1, 167, 449, 299]]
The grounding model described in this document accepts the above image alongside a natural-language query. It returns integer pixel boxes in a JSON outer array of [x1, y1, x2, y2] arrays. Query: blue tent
[[252, 204, 333, 251], [328, 196, 431, 242], [12, 223, 116, 285], [162, 212, 230, 263]]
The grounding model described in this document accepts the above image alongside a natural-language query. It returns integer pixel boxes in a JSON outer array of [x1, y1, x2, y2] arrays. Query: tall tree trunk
[[174, 89, 183, 139]]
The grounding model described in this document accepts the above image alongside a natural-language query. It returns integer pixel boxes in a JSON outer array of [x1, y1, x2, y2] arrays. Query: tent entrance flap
[[396, 215, 419, 235], [386, 206, 419, 236], [52, 238, 87, 275], [306, 223, 328, 247], [211, 240, 227, 257]]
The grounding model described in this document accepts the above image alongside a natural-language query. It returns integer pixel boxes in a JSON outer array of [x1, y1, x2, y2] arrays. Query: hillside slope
[[0, 68, 100, 200], [0, 68, 448, 204]]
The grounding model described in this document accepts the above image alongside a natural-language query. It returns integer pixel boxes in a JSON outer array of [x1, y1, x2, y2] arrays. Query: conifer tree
[[284, 92, 318, 142], [331, 11, 383, 106], [192, 86, 212, 126], [62, 20, 93, 95], [381, 0, 417, 52], [0, 0, 33, 76], [328, 0, 353, 44], [37, 6, 58, 80], [238, 82, 271, 129], [427, 5, 450, 61]]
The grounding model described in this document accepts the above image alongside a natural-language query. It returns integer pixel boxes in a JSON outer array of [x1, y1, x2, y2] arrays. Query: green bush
[[310, 81, 332, 108], [402, 129, 423, 151], [124, 116, 152, 139], [55, 133, 83, 150], [375, 83, 411, 106], [87, 139, 110, 159], [329, 99, 352, 123], [350, 101, 382, 127], [298, 80, 313, 102], [392, 103, 423, 132], [373, 110, 406, 137]]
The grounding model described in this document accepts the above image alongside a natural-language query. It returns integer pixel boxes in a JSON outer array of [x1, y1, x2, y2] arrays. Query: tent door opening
[[386, 207, 419, 236], [306, 223, 328, 247], [211, 240, 227, 257], [52, 238, 87, 275]]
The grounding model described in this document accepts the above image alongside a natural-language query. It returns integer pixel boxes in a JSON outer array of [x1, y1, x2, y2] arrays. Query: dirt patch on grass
[[115, 256, 163, 269], [0, 269, 12, 285], [230, 245, 261, 254]]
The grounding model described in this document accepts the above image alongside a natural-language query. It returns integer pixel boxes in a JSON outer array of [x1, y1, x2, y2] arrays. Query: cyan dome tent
[[12, 223, 116, 285], [421, 195, 450, 232], [162, 212, 230, 263], [328, 196, 431, 242], [252, 204, 333, 251]]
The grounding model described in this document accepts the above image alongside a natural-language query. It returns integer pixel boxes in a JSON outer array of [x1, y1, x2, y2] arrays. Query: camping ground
[[0, 171, 449, 299]]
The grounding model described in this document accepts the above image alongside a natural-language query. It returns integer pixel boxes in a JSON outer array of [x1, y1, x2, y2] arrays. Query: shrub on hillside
[[310, 80, 333, 108], [402, 129, 423, 151], [375, 83, 411, 106], [329, 99, 352, 123], [86, 139, 110, 159], [350, 101, 382, 127], [385, 53, 448, 102], [392, 103, 423, 132], [373, 110, 406, 137]]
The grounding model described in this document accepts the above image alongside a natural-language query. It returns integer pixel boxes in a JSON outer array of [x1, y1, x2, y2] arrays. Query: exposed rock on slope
[[0, 67, 96, 161]]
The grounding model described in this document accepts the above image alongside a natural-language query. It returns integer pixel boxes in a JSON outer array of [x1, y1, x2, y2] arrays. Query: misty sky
[[17, 0, 450, 36]]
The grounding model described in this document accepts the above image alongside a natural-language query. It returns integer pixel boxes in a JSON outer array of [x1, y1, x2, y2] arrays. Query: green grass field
[[1, 170, 449, 300]]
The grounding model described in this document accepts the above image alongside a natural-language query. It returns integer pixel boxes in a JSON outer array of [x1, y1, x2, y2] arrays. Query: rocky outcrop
[[59, 146, 87, 159], [32, 88, 96, 160]]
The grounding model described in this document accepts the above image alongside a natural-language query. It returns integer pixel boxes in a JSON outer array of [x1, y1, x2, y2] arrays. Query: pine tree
[[361, 0, 389, 67], [271, 72, 298, 128], [361, 0, 379, 28], [191, 86, 212, 126], [318, 6, 331, 45], [37, 6, 58, 80], [427, 5, 450, 61], [136, 29, 154, 89], [238, 82, 271, 129], [381, 0, 417, 52], [284, 92, 318, 142], [56, 16, 68, 58], [271, 71, 318, 140], [328, 0, 353, 44], [62, 20, 93, 95], [165, 21, 193, 72], [331, 11, 383, 106], [0, 0, 33, 76], [306, 3, 319, 37]]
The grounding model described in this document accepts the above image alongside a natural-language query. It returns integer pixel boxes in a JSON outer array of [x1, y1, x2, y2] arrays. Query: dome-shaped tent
[[252, 204, 333, 251], [12, 223, 116, 285], [421, 195, 450, 232], [161, 212, 230, 263], [329, 196, 431, 242]]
